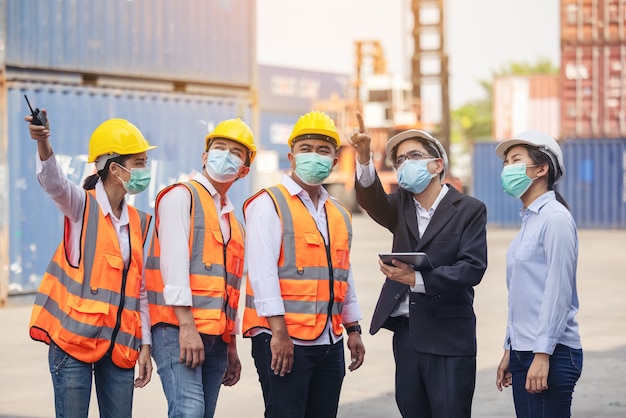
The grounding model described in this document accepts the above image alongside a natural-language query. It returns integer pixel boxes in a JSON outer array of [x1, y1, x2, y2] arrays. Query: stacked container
[[560, 0, 626, 138], [0, 0, 255, 298]]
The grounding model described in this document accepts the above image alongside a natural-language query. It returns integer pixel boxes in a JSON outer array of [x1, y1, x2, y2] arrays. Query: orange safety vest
[[242, 184, 352, 341], [29, 190, 151, 369], [145, 181, 245, 343]]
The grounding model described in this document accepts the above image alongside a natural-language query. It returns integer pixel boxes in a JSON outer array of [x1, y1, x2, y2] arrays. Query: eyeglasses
[[393, 150, 435, 168]]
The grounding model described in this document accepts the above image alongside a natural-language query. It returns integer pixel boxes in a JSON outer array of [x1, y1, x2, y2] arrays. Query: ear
[[433, 158, 444, 175], [537, 162, 550, 179], [201, 151, 208, 166], [287, 152, 296, 170], [331, 156, 339, 169], [238, 165, 250, 178]]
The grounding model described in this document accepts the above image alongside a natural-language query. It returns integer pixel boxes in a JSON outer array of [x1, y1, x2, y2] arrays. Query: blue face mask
[[206, 149, 244, 183], [294, 153, 333, 186], [396, 159, 437, 194], [117, 165, 151, 195], [500, 163, 536, 198]]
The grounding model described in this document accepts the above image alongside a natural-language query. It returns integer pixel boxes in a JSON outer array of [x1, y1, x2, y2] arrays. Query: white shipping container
[[493, 75, 561, 140]]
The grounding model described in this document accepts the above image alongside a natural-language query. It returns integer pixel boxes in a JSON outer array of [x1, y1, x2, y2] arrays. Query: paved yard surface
[[1, 214, 624, 417]]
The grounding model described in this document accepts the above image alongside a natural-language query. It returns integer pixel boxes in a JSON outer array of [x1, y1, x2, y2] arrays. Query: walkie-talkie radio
[[24, 95, 49, 129]]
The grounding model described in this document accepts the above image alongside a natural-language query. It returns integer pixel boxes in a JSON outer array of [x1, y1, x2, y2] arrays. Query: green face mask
[[500, 163, 536, 198], [117, 165, 151, 195], [294, 153, 333, 186]]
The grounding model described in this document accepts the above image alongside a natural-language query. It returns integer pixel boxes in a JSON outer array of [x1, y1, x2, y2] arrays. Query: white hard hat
[[385, 129, 449, 176], [495, 130, 565, 183]]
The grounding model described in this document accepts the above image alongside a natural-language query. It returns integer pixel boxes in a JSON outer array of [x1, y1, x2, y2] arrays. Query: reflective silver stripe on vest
[[33, 294, 140, 350], [148, 182, 230, 315], [34, 193, 140, 348], [244, 294, 343, 316], [267, 187, 350, 284]]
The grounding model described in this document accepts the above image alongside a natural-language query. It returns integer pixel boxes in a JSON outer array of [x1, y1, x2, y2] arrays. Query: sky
[[257, 0, 560, 117]]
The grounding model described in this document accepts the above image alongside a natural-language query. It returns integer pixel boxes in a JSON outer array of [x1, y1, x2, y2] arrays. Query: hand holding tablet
[[378, 252, 433, 271]]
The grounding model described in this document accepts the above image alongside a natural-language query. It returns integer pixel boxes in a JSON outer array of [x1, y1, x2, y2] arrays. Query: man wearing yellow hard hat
[[242, 111, 365, 417], [145, 118, 256, 418], [25, 114, 157, 417]]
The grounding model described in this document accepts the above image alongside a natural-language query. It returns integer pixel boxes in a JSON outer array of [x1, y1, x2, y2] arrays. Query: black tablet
[[378, 252, 433, 270]]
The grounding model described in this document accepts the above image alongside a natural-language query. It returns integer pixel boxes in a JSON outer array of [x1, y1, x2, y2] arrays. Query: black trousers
[[251, 334, 346, 418], [392, 319, 476, 418]]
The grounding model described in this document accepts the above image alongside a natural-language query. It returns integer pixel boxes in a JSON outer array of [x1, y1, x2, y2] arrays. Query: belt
[[385, 315, 409, 330]]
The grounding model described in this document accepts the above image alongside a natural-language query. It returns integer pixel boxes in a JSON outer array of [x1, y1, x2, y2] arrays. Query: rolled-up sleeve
[[341, 267, 363, 324], [157, 186, 194, 306], [244, 193, 286, 317]]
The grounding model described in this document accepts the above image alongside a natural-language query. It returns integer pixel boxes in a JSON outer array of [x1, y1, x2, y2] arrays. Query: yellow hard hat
[[206, 118, 257, 163], [287, 111, 341, 149], [88, 119, 156, 163]]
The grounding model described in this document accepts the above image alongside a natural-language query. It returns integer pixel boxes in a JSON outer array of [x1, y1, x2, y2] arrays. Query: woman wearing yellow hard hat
[[24, 111, 157, 418]]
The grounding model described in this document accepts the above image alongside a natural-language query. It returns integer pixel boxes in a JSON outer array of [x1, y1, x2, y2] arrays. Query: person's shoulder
[[445, 185, 486, 208]]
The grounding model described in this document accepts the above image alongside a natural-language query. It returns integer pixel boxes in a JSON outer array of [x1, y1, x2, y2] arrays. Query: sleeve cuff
[[163, 285, 193, 306]]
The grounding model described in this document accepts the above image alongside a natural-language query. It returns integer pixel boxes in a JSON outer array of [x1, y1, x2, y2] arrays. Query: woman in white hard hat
[[25, 112, 157, 418], [494, 130, 582, 417]]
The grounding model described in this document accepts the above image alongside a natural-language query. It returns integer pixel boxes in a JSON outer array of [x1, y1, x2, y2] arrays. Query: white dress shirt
[[356, 157, 449, 317], [36, 153, 152, 345], [156, 172, 239, 334], [244, 174, 363, 346]]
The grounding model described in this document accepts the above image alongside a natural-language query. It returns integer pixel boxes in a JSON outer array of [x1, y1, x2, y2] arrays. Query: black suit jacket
[[356, 173, 488, 356]]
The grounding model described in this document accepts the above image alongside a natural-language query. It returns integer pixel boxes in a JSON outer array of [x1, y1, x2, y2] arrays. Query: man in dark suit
[[348, 113, 488, 418]]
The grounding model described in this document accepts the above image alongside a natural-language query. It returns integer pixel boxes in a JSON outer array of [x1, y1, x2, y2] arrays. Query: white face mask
[[205, 149, 244, 183]]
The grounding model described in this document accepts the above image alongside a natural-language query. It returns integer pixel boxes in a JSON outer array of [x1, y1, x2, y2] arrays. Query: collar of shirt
[[412, 184, 449, 218], [519, 190, 556, 220], [282, 174, 330, 208], [193, 172, 234, 215], [95, 179, 129, 228]]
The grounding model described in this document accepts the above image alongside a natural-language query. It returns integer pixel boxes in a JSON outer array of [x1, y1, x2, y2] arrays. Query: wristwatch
[[345, 324, 362, 335]]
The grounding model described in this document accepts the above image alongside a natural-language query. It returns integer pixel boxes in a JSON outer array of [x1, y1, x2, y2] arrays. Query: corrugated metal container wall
[[472, 142, 522, 228], [6, 0, 253, 86], [493, 75, 561, 140], [6, 82, 252, 293], [561, 0, 626, 45], [561, 139, 626, 227], [561, 44, 626, 138], [258, 65, 350, 114], [472, 139, 626, 228], [259, 111, 299, 170]]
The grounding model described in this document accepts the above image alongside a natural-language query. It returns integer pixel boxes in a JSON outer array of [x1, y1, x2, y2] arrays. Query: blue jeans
[[251, 334, 346, 418], [152, 325, 228, 418], [48, 340, 134, 418], [510, 344, 583, 418]]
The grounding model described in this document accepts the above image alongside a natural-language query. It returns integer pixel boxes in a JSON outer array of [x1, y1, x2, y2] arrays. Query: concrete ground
[[1, 213, 625, 417]]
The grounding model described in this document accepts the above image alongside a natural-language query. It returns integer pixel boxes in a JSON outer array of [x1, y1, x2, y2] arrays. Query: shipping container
[[561, 0, 626, 45], [4, 81, 253, 294], [5, 0, 255, 87], [493, 75, 561, 140], [561, 44, 626, 138], [472, 139, 626, 228], [258, 65, 350, 114], [258, 111, 299, 170]]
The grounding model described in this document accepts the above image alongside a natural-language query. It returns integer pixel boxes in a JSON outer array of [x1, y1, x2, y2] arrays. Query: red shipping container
[[561, 44, 626, 138], [561, 0, 626, 45]]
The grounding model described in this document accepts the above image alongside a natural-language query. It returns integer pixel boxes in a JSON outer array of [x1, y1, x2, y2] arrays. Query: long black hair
[[82, 154, 132, 190], [524, 145, 570, 210]]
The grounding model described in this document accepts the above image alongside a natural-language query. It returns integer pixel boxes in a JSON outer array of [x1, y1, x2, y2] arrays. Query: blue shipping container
[[472, 139, 626, 228], [259, 65, 350, 114], [259, 111, 300, 170], [6, 0, 254, 87], [5, 81, 253, 293]]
